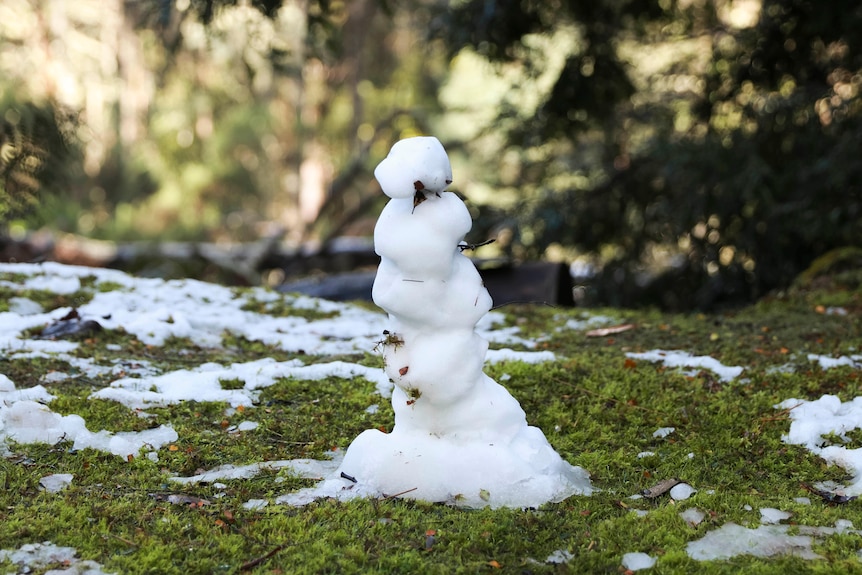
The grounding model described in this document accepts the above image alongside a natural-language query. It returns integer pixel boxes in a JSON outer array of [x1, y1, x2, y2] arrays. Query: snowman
[[330, 136, 592, 508]]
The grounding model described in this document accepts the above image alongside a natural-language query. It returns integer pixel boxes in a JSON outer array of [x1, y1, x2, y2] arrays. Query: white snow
[[39, 473, 74, 493], [0, 398, 177, 460], [0, 542, 114, 575], [776, 394, 862, 495], [8, 296, 43, 315], [545, 549, 574, 564], [170, 452, 342, 485], [621, 552, 656, 570], [680, 507, 705, 527], [687, 522, 859, 561], [374, 136, 453, 199], [626, 350, 743, 382], [485, 348, 556, 364], [807, 353, 862, 370], [652, 427, 675, 438], [242, 499, 269, 510], [562, 314, 615, 331], [760, 507, 792, 524], [670, 483, 696, 501], [90, 357, 393, 408]]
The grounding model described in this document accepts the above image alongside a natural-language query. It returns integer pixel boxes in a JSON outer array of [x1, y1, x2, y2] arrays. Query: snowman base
[[329, 425, 592, 509]]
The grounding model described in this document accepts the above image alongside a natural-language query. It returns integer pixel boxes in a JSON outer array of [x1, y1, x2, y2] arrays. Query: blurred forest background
[[1, 0, 860, 310]]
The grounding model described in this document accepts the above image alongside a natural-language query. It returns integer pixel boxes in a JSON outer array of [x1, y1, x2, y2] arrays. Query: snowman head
[[374, 136, 453, 200]]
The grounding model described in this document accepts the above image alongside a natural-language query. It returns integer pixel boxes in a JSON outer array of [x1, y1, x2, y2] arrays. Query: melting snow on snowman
[[289, 136, 593, 508]]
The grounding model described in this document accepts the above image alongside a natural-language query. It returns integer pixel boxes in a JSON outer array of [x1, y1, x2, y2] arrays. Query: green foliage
[[432, 0, 862, 310], [0, 92, 80, 226]]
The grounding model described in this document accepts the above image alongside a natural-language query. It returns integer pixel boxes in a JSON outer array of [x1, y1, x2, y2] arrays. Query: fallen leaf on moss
[[642, 477, 681, 499], [586, 324, 635, 337]]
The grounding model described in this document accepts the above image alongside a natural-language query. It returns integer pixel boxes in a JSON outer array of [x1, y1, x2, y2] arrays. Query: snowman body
[[331, 137, 592, 508]]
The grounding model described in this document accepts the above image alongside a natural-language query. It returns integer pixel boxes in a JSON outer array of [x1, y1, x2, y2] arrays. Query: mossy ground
[[1, 268, 861, 574]]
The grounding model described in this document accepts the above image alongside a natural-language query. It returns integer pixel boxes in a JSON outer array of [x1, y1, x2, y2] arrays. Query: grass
[[1, 266, 861, 574]]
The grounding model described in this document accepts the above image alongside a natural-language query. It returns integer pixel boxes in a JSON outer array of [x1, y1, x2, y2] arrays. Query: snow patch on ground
[[0, 542, 114, 574], [561, 314, 616, 331], [626, 349, 743, 382], [807, 353, 862, 370], [170, 451, 342, 485], [0, 263, 557, 466], [777, 394, 862, 495], [485, 348, 555, 364], [687, 521, 859, 561], [0, 397, 177, 461]]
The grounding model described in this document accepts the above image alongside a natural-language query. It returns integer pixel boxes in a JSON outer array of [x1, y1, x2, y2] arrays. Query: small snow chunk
[[242, 499, 269, 510], [545, 549, 574, 564], [794, 497, 811, 505], [680, 507, 705, 527], [760, 507, 792, 524], [652, 427, 675, 439], [236, 421, 259, 432], [632, 509, 649, 517], [39, 473, 74, 493], [365, 404, 379, 414], [637, 451, 656, 459], [621, 552, 656, 571], [767, 363, 796, 374], [41, 371, 70, 383], [670, 483, 696, 501], [8, 297, 43, 315]]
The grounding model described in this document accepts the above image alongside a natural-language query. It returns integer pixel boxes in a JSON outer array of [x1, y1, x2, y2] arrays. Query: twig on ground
[[240, 543, 290, 572]]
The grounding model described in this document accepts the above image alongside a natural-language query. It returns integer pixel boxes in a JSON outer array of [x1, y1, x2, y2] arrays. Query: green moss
[[240, 293, 341, 321], [2, 276, 862, 574], [0, 284, 94, 313]]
